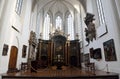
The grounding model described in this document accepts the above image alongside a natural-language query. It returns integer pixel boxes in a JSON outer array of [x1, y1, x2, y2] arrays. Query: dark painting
[[22, 45, 27, 58], [55, 43, 63, 55], [2, 44, 9, 56], [84, 53, 90, 63], [41, 42, 48, 56], [70, 42, 77, 56], [93, 48, 102, 59], [80, 53, 84, 63], [103, 39, 117, 61], [89, 48, 94, 58]]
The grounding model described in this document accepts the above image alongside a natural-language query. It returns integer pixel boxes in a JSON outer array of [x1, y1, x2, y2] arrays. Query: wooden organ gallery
[[28, 30, 81, 70]]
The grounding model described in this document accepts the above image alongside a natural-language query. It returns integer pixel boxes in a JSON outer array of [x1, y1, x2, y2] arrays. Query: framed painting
[[89, 48, 94, 58], [2, 44, 9, 56], [93, 48, 102, 59], [80, 53, 84, 63], [41, 41, 48, 56], [84, 53, 90, 63], [103, 39, 117, 61], [22, 45, 27, 58]]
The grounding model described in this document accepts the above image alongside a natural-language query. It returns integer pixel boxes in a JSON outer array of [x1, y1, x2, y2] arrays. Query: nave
[[0, 0, 120, 78]]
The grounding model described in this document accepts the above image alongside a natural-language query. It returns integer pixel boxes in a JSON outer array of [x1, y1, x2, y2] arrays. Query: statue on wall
[[84, 13, 96, 45], [49, 32, 53, 39], [75, 33, 79, 40], [54, 27, 64, 35], [29, 31, 37, 45], [40, 33, 42, 39], [28, 31, 37, 61]]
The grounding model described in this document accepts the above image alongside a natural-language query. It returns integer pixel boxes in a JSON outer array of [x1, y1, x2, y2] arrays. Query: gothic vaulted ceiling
[[36, 0, 86, 14]]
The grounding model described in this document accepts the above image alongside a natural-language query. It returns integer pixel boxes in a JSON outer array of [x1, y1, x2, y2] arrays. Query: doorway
[[8, 46, 18, 73]]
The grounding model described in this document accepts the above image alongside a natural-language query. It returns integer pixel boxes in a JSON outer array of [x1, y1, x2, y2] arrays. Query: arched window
[[96, 0, 105, 25], [67, 14, 74, 40], [43, 14, 50, 40], [15, 0, 23, 15], [56, 16, 62, 30]]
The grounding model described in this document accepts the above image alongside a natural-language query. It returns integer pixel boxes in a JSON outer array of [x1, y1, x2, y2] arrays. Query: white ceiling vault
[[79, 0, 86, 11], [36, 0, 86, 15]]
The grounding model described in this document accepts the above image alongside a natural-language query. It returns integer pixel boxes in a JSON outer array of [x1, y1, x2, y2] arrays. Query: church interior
[[0, 0, 120, 79]]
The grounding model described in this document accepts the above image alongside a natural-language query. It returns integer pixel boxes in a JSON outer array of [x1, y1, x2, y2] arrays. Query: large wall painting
[[103, 39, 117, 61]]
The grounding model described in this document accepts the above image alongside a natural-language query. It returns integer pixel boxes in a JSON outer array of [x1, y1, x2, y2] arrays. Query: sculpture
[[54, 27, 64, 35], [76, 33, 79, 40], [29, 31, 37, 45], [84, 13, 96, 45], [40, 33, 42, 39]]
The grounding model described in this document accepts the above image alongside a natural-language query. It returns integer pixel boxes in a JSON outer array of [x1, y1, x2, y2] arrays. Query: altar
[[29, 29, 81, 70]]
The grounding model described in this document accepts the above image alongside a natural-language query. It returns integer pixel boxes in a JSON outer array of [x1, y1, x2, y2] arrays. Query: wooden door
[[8, 46, 18, 70]]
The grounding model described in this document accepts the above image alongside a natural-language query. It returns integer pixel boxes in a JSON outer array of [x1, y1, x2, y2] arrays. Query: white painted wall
[[30, 5, 37, 32], [17, 0, 33, 70], [0, 0, 18, 73], [86, 0, 93, 14], [0, 0, 33, 73], [115, 0, 120, 19], [0, 0, 5, 20], [84, 0, 120, 74]]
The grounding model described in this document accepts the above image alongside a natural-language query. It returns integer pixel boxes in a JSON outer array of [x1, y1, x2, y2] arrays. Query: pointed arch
[[55, 11, 63, 30], [64, 10, 71, 34], [47, 10, 53, 32], [43, 13, 51, 40], [67, 13, 74, 40]]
